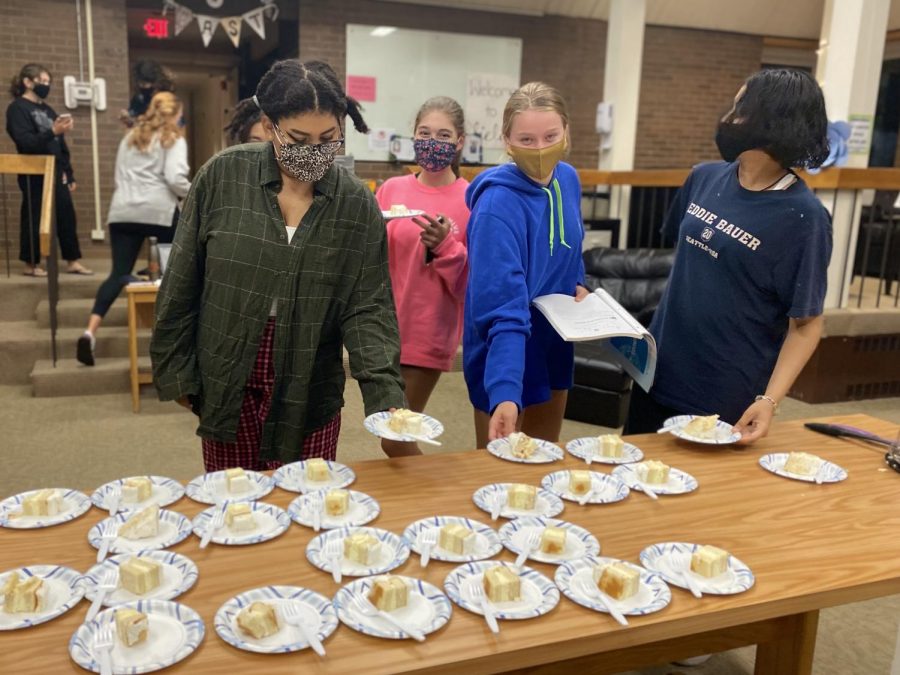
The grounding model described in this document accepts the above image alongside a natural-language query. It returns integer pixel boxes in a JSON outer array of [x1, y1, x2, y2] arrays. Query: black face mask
[[715, 121, 761, 162], [32, 83, 50, 99]]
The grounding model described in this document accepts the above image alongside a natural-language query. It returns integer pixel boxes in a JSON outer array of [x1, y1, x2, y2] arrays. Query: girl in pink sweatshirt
[[376, 97, 469, 455]]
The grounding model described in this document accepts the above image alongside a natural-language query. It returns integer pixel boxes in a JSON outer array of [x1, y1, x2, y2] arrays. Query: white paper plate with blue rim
[[191, 502, 291, 546], [88, 509, 193, 555], [363, 411, 444, 442], [306, 526, 410, 578], [555, 556, 672, 616], [541, 470, 631, 505], [498, 517, 600, 565], [472, 483, 565, 520], [565, 437, 644, 465], [0, 565, 85, 630], [83, 551, 199, 607], [444, 561, 560, 620], [214, 585, 338, 654], [334, 576, 452, 639], [91, 476, 185, 514], [381, 208, 426, 221], [662, 415, 742, 445], [288, 490, 380, 530], [486, 436, 564, 464], [68, 599, 205, 673], [274, 460, 356, 494], [0, 488, 91, 529], [402, 515, 503, 563], [640, 542, 755, 595], [612, 464, 699, 496], [759, 453, 848, 484], [184, 470, 274, 505]]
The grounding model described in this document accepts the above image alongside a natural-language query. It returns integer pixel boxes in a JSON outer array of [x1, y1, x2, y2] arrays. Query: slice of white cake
[[506, 484, 536, 510], [783, 452, 824, 476], [507, 432, 537, 459], [691, 545, 730, 578], [389, 204, 409, 216], [2, 572, 46, 613], [539, 526, 567, 555], [387, 408, 424, 435], [439, 523, 477, 555], [116, 607, 149, 647], [483, 566, 521, 603], [635, 460, 670, 485], [368, 576, 409, 612], [305, 458, 330, 482], [344, 532, 381, 565], [121, 477, 153, 504], [225, 503, 256, 533], [119, 557, 162, 595], [324, 489, 350, 517], [119, 504, 160, 540], [596, 434, 624, 458], [225, 468, 251, 494], [684, 415, 719, 438], [19, 489, 64, 517], [237, 601, 279, 639], [593, 562, 640, 601], [568, 470, 593, 496]]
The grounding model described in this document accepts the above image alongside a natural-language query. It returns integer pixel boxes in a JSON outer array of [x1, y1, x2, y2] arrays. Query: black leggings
[[18, 174, 82, 264], [623, 385, 684, 435], [91, 222, 174, 318]]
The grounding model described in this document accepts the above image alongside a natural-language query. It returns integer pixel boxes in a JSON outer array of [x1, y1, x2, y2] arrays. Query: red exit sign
[[143, 16, 169, 39]]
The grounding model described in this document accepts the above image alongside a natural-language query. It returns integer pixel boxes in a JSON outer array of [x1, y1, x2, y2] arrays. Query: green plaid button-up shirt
[[150, 144, 405, 462]]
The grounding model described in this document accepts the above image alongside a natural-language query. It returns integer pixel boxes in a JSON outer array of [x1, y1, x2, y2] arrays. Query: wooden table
[[3, 414, 899, 674], [124, 284, 158, 413]]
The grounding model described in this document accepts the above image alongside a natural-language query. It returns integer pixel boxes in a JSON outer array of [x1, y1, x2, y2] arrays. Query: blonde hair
[[128, 91, 183, 152], [501, 81, 569, 139]]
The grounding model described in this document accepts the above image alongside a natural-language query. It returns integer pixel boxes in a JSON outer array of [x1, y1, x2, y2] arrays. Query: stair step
[[36, 298, 129, 329], [0, 262, 114, 322], [31, 357, 151, 397]]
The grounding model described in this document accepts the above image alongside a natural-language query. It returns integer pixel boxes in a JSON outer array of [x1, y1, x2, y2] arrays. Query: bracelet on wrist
[[755, 394, 778, 413]]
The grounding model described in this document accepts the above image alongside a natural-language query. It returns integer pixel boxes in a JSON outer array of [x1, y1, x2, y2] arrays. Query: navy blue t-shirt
[[649, 161, 832, 424]]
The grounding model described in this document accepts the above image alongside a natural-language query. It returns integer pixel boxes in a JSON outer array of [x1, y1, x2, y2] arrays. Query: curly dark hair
[[254, 59, 369, 134], [726, 68, 829, 169], [223, 97, 263, 144], [133, 60, 174, 92]]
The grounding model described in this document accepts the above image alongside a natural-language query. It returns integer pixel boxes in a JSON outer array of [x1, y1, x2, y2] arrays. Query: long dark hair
[[9, 63, 49, 98], [224, 97, 263, 144], [727, 68, 829, 169], [414, 96, 466, 175], [254, 59, 369, 133]]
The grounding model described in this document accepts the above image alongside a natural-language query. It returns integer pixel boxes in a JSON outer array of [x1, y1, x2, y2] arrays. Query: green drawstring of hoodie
[[541, 178, 570, 255]]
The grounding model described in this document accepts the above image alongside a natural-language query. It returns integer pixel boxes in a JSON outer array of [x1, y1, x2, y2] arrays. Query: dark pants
[[18, 174, 81, 264], [623, 385, 683, 435], [90, 222, 174, 317]]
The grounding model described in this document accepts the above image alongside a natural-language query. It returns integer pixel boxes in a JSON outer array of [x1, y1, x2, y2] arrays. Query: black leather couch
[[564, 247, 676, 429]]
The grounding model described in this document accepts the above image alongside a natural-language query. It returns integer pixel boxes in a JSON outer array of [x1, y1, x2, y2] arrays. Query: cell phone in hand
[[423, 215, 445, 265], [58, 114, 72, 120]]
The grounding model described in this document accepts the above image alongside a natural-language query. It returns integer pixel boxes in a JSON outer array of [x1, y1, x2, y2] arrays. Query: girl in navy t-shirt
[[625, 69, 832, 444]]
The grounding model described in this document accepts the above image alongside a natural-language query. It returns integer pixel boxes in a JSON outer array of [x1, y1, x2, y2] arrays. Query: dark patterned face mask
[[414, 138, 458, 173], [272, 124, 343, 182]]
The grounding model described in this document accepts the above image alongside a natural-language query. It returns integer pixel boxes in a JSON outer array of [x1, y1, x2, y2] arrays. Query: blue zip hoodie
[[463, 161, 585, 413]]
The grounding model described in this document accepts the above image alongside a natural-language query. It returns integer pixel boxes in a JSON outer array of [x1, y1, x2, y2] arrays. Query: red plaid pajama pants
[[201, 318, 341, 472]]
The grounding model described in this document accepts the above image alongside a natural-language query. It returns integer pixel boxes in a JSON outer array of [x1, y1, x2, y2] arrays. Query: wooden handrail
[[0, 154, 56, 256]]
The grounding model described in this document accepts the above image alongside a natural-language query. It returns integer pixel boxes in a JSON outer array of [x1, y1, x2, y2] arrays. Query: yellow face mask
[[507, 137, 568, 182]]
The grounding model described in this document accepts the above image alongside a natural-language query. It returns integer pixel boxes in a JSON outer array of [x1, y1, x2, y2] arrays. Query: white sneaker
[[672, 654, 713, 666]]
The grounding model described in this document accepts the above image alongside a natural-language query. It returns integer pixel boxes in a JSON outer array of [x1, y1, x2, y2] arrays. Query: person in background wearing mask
[[224, 97, 269, 145], [151, 60, 405, 472], [6, 63, 92, 276], [375, 97, 469, 456], [464, 82, 586, 449], [78, 92, 190, 366], [624, 69, 832, 447], [120, 60, 175, 128]]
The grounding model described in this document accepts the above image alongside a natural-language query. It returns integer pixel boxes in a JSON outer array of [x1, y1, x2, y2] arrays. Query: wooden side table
[[125, 283, 159, 413]]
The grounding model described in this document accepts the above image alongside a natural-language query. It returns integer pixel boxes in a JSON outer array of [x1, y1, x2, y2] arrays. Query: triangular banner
[[261, 0, 279, 22], [195, 14, 218, 47], [220, 16, 242, 48], [243, 7, 266, 40], [173, 3, 193, 36]]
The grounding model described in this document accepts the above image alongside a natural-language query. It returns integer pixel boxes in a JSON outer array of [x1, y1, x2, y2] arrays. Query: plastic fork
[[514, 530, 541, 569], [490, 491, 506, 521], [467, 578, 500, 634], [325, 538, 343, 583], [93, 618, 115, 675], [401, 433, 441, 447], [96, 521, 117, 563], [86, 568, 118, 622], [577, 577, 628, 626], [665, 557, 702, 598], [635, 480, 659, 501], [351, 593, 425, 641], [282, 601, 326, 656], [309, 493, 323, 532], [418, 528, 438, 567], [200, 505, 225, 549], [585, 443, 596, 465], [813, 462, 827, 485], [106, 487, 121, 517]]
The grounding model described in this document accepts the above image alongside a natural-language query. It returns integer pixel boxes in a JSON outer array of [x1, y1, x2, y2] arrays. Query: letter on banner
[[221, 16, 242, 47], [195, 14, 218, 47], [243, 7, 266, 40], [173, 3, 194, 36]]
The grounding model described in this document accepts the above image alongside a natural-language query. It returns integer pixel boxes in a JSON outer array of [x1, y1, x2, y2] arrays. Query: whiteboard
[[345, 24, 522, 163]]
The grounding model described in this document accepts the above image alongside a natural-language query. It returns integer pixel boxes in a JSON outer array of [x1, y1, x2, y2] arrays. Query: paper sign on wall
[[347, 76, 376, 103], [465, 73, 519, 152], [847, 114, 873, 155], [367, 128, 394, 152]]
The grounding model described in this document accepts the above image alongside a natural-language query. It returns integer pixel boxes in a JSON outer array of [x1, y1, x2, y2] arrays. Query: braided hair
[[254, 59, 369, 133], [224, 97, 263, 144]]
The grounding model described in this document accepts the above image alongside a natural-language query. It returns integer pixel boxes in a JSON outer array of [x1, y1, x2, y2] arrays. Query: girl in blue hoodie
[[464, 82, 587, 448]]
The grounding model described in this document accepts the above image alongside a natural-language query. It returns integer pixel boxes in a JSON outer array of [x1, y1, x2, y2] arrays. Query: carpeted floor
[[1, 377, 898, 674]]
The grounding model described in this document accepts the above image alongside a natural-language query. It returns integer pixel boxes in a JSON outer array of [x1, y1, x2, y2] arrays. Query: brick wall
[[634, 26, 763, 169], [299, 0, 607, 183], [0, 0, 129, 260]]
